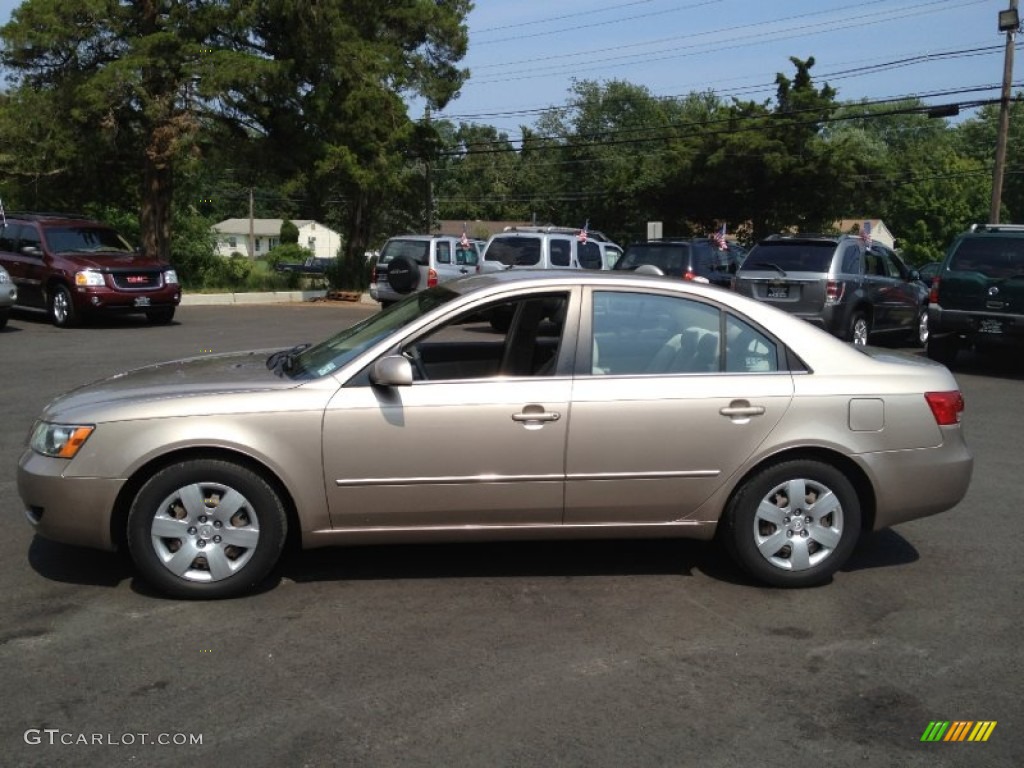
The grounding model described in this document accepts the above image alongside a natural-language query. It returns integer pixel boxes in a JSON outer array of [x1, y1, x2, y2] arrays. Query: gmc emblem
[[126, 276, 150, 284]]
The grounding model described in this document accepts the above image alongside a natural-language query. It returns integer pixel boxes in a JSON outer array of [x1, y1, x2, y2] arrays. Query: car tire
[[145, 307, 176, 325], [127, 459, 288, 599], [0, 308, 8, 330], [385, 255, 421, 294], [910, 307, 929, 347], [49, 283, 79, 328], [847, 312, 869, 347], [722, 460, 861, 588], [926, 334, 959, 367]]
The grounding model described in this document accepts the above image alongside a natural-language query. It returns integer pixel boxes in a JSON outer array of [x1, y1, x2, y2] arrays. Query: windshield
[[44, 226, 134, 254], [615, 244, 689, 273], [745, 242, 836, 272], [286, 286, 461, 379]]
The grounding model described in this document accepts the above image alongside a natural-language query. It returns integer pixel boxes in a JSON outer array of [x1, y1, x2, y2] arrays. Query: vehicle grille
[[110, 272, 162, 290]]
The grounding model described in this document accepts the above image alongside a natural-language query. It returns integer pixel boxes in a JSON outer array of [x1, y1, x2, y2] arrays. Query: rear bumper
[[928, 305, 1024, 344], [856, 431, 973, 530]]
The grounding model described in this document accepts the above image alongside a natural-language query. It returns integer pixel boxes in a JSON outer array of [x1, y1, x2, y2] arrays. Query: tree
[[280, 218, 299, 245]]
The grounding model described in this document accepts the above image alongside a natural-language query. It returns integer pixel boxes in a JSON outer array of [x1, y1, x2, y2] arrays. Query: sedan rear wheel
[[723, 460, 861, 587], [127, 459, 287, 599]]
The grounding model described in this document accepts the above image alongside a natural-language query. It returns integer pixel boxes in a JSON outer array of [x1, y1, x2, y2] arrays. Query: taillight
[[929, 277, 939, 304], [825, 280, 845, 304], [427, 268, 438, 287], [925, 391, 964, 425]]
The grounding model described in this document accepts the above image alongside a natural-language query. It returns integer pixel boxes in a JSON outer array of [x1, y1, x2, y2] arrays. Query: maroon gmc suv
[[0, 212, 181, 327]]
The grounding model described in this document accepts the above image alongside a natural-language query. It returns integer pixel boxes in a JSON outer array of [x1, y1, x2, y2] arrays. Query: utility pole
[[991, 0, 1019, 224], [424, 106, 433, 233], [248, 186, 255, 259]]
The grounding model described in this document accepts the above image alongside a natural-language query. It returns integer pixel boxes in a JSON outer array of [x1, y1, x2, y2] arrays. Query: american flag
[[860, 220, 873, 247], [711, 222, 727, 251], [0, 196, 5, 226], [460, 223, 469, 248], [577, 220, 589, 244]]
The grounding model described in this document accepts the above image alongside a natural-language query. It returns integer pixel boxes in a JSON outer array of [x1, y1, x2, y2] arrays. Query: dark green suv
[[927, 224, 1024, 366]]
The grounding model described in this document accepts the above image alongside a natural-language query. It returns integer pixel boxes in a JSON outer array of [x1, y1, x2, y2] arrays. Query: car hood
[[65, 252, 169, 270], [41, 350, 301, 420]]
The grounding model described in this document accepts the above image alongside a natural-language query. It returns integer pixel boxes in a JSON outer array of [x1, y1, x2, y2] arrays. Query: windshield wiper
[[266, 343, 311, 376], [754, 261, 788, 277]]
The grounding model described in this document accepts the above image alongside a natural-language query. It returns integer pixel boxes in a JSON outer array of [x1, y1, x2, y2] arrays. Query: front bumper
[[73, 284, 181, 314], [18, 449, 125, 551]]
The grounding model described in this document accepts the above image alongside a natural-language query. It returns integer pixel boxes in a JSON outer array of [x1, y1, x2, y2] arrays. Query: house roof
[[213, 219, 318, 237]]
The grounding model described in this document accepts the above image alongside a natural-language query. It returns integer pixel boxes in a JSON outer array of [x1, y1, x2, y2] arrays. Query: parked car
[[369, 235, 480, 307], [274, 256, 336, 275], [926, 223, 1024, 366], [0, 263, 16, 329], [481, 226, 620, 273], [0, 212, 180, 327], [612, 238, 747, 287], [733, 233, 929, 346], [20, 270, 972, 599], [916, 261, 943, 287]]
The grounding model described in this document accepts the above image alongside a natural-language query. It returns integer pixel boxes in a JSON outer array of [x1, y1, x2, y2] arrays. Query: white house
[[833, 219, 896, 250], [212, 219, 343, 260]]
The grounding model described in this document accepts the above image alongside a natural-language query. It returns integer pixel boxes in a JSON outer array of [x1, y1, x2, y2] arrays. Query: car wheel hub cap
[[150, 481, 260, 583], [753, 478, 844, 571]]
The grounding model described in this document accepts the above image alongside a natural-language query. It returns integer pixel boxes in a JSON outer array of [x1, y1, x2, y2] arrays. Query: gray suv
[[733, 233, 929, 346], [370, 235, 480, 307]]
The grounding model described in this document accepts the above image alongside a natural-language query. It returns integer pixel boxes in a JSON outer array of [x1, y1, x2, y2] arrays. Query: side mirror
[[20, 245, 43, 258], [370, 355, 413, 387]]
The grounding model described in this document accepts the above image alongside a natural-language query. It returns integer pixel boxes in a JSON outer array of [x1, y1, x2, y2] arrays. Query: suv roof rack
[[969, 223, 1024, 232], [502, 225, 611, 242]]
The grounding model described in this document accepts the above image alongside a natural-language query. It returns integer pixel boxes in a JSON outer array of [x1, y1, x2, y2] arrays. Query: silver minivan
[[370, 235, 480, 307]]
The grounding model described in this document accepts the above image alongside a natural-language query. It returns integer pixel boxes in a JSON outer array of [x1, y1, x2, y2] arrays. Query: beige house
[[833, 219, 896, 250], [213, 219, 342, 260]]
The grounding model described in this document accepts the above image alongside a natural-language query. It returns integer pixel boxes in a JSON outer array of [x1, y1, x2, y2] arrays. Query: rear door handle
[[720, 402, 766, 420], [512, 411, 560, 422]]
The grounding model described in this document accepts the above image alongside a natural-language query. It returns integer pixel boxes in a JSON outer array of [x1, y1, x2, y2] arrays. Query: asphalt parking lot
[[0, 303, 1021, 768]]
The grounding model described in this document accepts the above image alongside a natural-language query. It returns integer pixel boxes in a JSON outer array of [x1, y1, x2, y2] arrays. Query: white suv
[[370, 235, 481, 307], [481, 226, 621, 273]]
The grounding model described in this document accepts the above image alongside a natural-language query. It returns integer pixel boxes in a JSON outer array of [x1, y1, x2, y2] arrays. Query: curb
[[181, 290, 377, 307]]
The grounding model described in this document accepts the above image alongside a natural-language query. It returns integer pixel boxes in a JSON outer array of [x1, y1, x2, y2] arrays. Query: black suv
[[612, 238, 746, 287], [0, 212, 181, 327], [926, 223, 1024, 366], [732, 233, 928, 346]]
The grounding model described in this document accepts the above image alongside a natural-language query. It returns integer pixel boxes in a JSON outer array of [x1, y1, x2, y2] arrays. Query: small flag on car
[[860, 220, 873, 247], [460, 223, 469, 248], [711, 222, 727, 250], [577, 220, 589, 244]]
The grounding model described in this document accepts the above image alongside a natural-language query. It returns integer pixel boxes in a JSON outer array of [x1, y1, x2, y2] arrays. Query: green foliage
[[280, 219, 299, 244], [263, 242, 311, 270]]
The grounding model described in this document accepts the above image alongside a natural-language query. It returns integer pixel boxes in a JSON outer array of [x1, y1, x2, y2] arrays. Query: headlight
[[0, 270, 9, 284], [75, 270, 105, 287], [164, 269, 179, 285], [30, 422, 95, 459]]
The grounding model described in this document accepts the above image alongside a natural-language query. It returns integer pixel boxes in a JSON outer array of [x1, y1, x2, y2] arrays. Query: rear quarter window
[[486, 237, 541, 267]]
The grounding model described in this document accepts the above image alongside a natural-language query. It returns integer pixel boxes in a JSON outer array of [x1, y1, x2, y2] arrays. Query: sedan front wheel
[[127, 459, 287, 599], [723, 460, 861, 587]]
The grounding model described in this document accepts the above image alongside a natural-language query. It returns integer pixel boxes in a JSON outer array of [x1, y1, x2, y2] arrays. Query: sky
[[0, 0, 1020, 139]]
